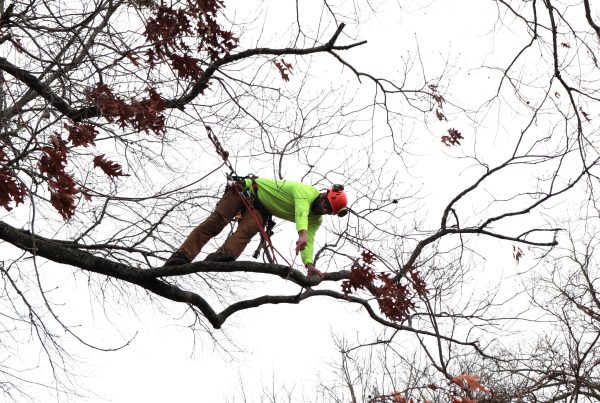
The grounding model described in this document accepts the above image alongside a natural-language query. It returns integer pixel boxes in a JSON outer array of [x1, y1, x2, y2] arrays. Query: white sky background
[[80, 2, 513, 402], [2, 0, 595, 401]]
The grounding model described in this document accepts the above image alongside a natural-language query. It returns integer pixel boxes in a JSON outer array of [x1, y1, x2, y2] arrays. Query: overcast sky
[[69, 2, 516, 402], [3, 0, 587, 401]]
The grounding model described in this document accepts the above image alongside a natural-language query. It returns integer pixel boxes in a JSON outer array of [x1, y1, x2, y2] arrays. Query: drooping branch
[[219, 288, 492, 356]]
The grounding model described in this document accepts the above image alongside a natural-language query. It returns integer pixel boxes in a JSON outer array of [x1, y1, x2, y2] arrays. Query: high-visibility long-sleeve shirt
[[243, 178, 322, 264]]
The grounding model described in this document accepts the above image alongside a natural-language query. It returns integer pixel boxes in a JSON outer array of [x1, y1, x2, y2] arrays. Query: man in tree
[[164, 177, 348, 279]]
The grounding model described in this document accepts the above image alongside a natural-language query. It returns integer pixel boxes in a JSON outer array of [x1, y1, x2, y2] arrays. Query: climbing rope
[[231, 183, 279, 264], [206, 126, 235, 173]]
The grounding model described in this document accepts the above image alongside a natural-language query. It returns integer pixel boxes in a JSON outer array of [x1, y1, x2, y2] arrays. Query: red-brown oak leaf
[[0, 169, 27, 211], [65, 122, 98, 147], [93, 155, 129, 177]]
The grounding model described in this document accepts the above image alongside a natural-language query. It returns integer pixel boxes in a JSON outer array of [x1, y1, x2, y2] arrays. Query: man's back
[[249, 178, 322, 226]]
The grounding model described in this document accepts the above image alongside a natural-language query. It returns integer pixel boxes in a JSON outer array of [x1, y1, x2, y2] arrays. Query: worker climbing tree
[[1, 0, 595, 400], [164, 128, 349, 281]]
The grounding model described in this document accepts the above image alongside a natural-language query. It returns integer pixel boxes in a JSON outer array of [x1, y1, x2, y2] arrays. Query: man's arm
[[298, 218, 320, 264], [295, 229, 308, 254], [298, 219, 323, 280], [295, 230, 323, 280]]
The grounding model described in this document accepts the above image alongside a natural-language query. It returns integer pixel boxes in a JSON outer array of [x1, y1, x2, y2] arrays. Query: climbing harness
[[207, 126, 235, 173], [207, 126, 292, 267], [227, 173, 278, 264]]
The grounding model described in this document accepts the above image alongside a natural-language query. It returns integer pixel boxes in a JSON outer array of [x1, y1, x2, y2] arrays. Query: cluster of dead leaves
[[86, 84, 166, 134], [441, 128, 463, 147], [143, 0, 238, 79], [17, 84, 152, 219], [0, 120, 129, 219], [429, 85, 466, 147], [0, 146, 27, 211], [38, 134, 79, 219], [273, 58, 293, 81], [36, 129, 128, 219], [341, 251, 428, 322]]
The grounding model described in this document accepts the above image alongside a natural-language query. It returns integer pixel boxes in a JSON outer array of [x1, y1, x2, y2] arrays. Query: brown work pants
[[178, 186, 264, 261]]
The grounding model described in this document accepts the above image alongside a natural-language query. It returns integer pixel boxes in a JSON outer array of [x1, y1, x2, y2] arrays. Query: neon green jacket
[[243, 178, 322, 264]]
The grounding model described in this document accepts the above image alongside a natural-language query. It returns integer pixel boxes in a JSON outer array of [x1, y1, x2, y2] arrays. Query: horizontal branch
[[143, 260, 348, 284], [0, 220, 347, 329], [0, 220, 532, 354], [398, 225, 558, 281]]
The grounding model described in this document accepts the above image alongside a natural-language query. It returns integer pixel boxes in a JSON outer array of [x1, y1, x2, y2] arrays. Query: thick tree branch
[[583, 0, 600, 41], [1, 1, 120, 122], [0, 220, 345, 329], [0, 220, 224, 326], [0, 23, 364, 122], [143, 260, 348, 283], [0, 56, 84, 119]]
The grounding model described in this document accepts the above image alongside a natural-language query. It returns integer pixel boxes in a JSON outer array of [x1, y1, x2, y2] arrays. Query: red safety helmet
[[326, 185, 348, 217]]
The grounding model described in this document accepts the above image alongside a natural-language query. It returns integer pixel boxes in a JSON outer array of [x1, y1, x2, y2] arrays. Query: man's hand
[[305, 263, 324, 281], [295, 230, 308, 254]]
